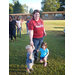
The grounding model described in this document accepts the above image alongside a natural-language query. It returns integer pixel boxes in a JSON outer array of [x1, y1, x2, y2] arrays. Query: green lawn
[[9, 20, 65, 75]]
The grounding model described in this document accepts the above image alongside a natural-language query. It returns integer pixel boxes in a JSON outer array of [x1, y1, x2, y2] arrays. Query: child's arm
[[29, 51, 32, 59], [29, 53, 32, 59], [32, 45, 35, 50], [45, 52, 49, 57]]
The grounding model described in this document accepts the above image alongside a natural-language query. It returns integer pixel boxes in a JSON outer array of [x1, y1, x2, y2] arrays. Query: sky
[[9, 0, 42, 13]]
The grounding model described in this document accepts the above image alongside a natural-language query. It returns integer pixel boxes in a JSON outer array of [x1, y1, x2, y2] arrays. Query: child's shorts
[[27, 63, 33, 69], [40, 56, 47, 60]]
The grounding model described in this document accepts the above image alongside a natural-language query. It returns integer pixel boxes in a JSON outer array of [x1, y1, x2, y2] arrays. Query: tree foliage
[[9, 0, 28, 14], [57, 0, 65, 11], [9, 3, 14, 14], [29, 8, 33, 14], [13, 1, 24, 13], [41, 0, 60, 12], [22, 4, 28, 13], [9, 6, 13, 14]]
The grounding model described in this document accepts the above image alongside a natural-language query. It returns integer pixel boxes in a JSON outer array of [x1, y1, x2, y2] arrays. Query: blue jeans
[[9, 30, 16, 40], [17, 27, 21, 37], [33, 37, 44, 60]]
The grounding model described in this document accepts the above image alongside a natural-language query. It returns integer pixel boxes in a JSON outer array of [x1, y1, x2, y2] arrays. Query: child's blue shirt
[[39, 48, 49, 57], [26, 52, 34, 64]]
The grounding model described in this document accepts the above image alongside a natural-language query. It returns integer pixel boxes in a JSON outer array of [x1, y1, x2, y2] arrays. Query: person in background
[[28, 10, 47, 61], [25, 18, 30, 34], [16, 17, 22, 38], [9, 15, 18, 42]]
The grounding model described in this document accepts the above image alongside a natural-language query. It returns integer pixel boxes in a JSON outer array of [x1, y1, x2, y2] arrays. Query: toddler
[[37, 42, 49, 66], [26, 45, 35, 74]]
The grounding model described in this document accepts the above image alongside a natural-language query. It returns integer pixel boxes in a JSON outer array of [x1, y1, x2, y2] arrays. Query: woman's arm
[[29, 30, 34, 46], [44, 28, 47, 36], [42, 19, 47, 36]]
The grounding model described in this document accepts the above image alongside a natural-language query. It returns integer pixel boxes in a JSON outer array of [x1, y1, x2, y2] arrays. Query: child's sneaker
[[44, 63, 47, 66], [26, 71, 31, 74]]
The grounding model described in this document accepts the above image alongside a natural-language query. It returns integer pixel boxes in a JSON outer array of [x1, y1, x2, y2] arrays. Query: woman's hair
[[33, 9, 40, 20], [17, 16, 20, 20], [41, 42, 47, 49], [9, 15, 13, 19]]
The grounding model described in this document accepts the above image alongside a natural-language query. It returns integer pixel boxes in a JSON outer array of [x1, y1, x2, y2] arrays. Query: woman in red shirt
[[28, 10, 46, 61]]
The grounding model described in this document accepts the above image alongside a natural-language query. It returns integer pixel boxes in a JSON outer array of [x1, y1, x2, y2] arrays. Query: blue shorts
[[40, 57, 44, 60], [40, 56, 47, 60]]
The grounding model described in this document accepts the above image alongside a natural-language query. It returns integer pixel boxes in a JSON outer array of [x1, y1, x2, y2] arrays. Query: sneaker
[[26, 71, 31, 74], [44, 63, 47, 66]]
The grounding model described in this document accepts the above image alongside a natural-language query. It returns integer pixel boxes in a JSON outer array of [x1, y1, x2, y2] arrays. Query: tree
[[57, 0, 65, 11], [29, 8, 33, 14], [13, 1, 24, 13], [9, 3, 14, 14], [41, 0, 60, 11], [9, 3, 14, 8], [22, 4, 28, 13], [9, 6, 13, 14], [12, 0, 18, 4], [9, 0, 28, 14]]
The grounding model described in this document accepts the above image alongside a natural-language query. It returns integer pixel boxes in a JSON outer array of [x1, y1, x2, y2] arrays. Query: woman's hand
[[44, 32, 47, 36], [30, 40, 34, 46]]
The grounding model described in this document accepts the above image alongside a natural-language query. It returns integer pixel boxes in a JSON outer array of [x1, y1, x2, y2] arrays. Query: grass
[[9, 20, 65, 75]]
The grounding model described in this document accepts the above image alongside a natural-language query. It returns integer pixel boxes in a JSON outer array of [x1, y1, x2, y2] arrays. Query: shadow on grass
[[46, 30, 65, 37], [54, 27, 65, 29]]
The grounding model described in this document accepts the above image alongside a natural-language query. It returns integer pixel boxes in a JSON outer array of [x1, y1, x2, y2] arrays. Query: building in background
[[9, 11, 65, 21], [9, 13, 33, 21], [42, 11, 65, 20]]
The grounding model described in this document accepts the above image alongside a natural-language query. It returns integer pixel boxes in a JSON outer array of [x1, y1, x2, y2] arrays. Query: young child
[[37, 42, 49, 66], [25, 45, 35, 74]]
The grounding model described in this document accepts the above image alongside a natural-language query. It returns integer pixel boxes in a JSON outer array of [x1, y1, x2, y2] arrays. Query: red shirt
[[28, 18, 44, 38]]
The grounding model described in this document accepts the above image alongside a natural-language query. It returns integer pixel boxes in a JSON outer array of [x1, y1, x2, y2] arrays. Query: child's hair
[[25, 45, 32, 50], [41, 42, 47, 49]]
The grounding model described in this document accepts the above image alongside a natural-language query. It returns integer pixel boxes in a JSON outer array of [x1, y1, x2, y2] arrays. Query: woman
[[28, 10, 47, 61], [9, 15, 18, 42], [16, 17, 22, 38]]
